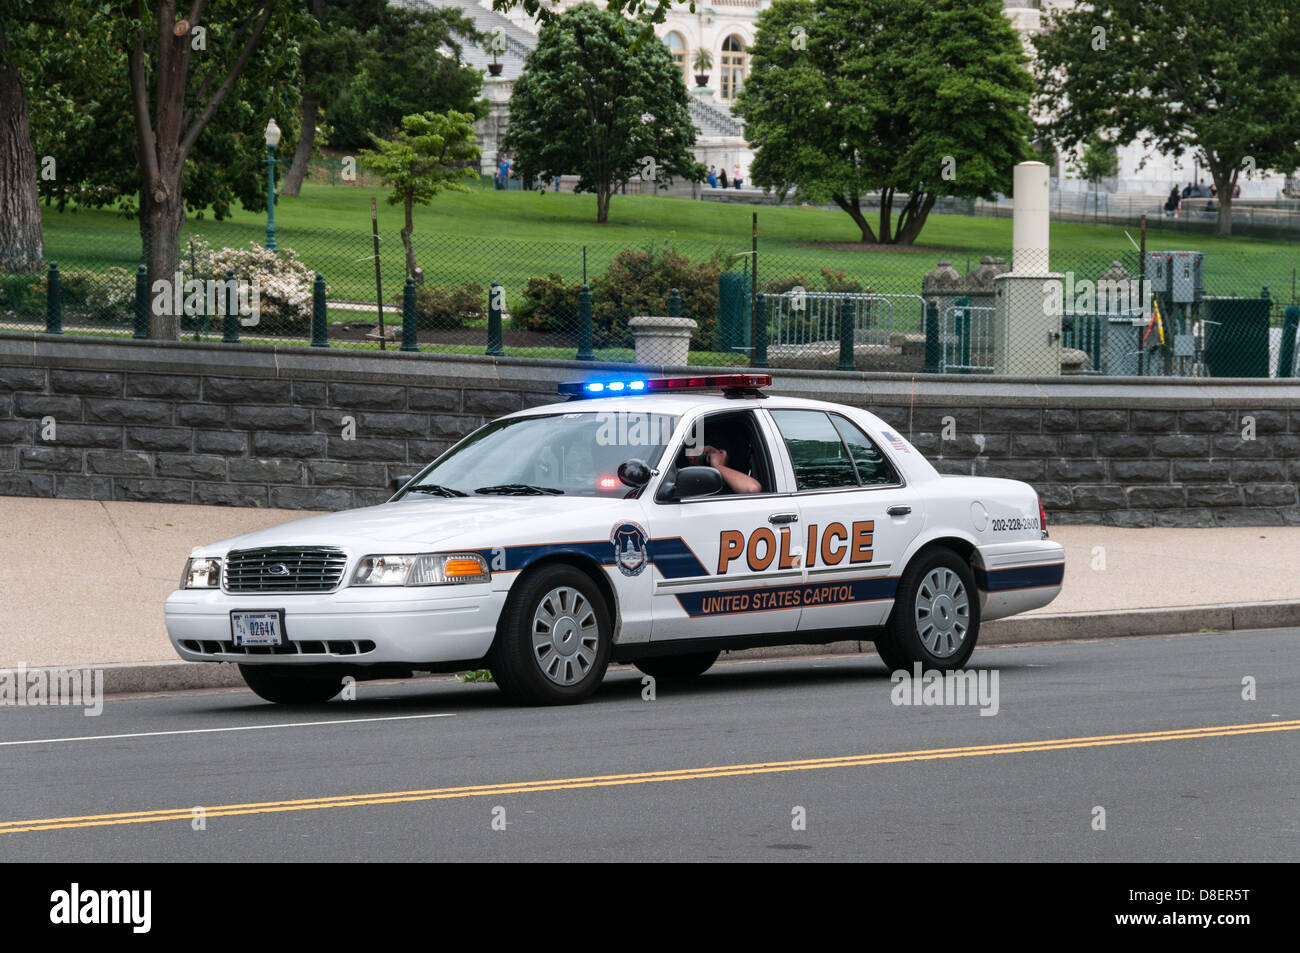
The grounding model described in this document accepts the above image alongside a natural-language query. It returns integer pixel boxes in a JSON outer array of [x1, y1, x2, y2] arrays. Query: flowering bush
[[185, 237, 317, 333]]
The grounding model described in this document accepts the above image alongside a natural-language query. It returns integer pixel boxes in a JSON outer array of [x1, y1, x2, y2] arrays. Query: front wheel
[[239, 664, 343, 704], [875, 548, 980, 672], [489, 565, 612, 705]]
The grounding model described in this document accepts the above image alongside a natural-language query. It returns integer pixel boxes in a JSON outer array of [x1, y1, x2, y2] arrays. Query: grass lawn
[[39, 182, 1300, 311]]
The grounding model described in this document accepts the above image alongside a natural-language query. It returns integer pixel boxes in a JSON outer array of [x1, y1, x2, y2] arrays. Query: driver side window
[[661, 409, 774, 498]]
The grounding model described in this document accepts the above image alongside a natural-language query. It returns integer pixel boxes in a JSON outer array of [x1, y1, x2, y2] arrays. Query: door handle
[[768, 513, 799, 524], [887, 505, 912, 517]]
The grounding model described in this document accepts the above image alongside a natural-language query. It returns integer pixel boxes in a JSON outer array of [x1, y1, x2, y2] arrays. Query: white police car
[[165, 374, 1064, 705]]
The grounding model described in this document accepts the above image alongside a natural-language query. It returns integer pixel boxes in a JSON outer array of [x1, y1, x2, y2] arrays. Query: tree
[[735, 0, 1033, 244], [1071, 134, 1118, 218], [361, 111, 480, 280], [0, 1, 45, 272], [281, 0, 485, 194], [1034, 0, 1300, 236], [503, 2, 700, 224]]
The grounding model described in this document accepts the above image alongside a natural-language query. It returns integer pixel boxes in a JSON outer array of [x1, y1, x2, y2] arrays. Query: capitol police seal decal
[[610, 522, 649, 576]]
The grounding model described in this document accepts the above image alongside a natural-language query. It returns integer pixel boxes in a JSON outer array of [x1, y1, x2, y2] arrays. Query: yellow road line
[[2, 719, 1295, 835]]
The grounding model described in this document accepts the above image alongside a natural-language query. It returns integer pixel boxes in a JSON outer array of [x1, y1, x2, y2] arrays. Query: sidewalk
[[3, 496, 1300, 669]]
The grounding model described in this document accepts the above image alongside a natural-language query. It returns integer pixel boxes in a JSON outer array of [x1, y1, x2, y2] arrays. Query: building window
[[719, 35, 747, 101], [664, 31, 686, 84]]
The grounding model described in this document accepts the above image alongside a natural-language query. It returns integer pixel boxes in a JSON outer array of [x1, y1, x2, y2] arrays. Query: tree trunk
[[596, 189, 611, 223], [0, 39, 43, 272], [402, 191, 417, 278], [895, 192, 936, 245], [877, 187, 894, 244], [280, 93, 317, 197], [1209, 161, 1234, 237], [143, 182, 186, 341], [831, 195, 877, 243]]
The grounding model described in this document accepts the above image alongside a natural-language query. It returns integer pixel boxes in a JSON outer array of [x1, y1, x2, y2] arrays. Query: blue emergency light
[[558, 374, 772, 398]]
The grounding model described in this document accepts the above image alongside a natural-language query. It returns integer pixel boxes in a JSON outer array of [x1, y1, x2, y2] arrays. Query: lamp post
[[264, 118, 281, 251]]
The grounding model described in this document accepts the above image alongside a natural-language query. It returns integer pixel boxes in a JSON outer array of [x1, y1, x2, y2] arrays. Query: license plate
[[231, 610, 284, 646]]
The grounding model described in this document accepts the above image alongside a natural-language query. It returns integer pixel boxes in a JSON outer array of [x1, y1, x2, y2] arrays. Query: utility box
[[1144, 252, 1171, 297], [1168, 250, 1204, 303], [992, 273, 1063, 375], [1203, 297, 1270, 377], [717, 272, 751, 352]]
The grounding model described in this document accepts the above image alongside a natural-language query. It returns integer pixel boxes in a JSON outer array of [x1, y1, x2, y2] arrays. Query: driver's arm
[[705, 447, 761, 494]]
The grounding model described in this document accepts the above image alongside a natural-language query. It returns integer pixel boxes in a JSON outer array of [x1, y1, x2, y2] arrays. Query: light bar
[[558, 374, 772, 398]]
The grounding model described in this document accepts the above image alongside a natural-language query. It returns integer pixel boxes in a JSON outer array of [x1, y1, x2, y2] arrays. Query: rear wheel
[[875, 548, 980, 672], [633, 651, 720, 680], [489, 564, 612, 705], [239, 664, 344, 704]]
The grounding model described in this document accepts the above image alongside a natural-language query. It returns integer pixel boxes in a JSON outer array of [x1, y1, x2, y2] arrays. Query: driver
[[684, 444, 761, 494]]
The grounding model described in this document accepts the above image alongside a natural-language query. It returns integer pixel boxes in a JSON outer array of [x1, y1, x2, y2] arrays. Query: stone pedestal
[[629, 316, 697, 367]]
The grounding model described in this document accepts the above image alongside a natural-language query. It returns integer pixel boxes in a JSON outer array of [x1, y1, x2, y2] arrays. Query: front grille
[[223, 547, 347, 593], [180, 639, 376, 657]]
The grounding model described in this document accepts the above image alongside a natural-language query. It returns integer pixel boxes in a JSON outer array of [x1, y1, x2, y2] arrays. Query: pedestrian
[[497, 155, 511, 191], [1164, 185, 1180, 216], [707, 165, 718, 188], [1232, 183, 1240, 199], [733, 163, 742, 189], [719, 166, 728, 188], [1181, 181, 1193, 199]]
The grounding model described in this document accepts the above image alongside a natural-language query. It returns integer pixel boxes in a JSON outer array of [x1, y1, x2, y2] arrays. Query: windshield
[[403, 411, 679, 499]]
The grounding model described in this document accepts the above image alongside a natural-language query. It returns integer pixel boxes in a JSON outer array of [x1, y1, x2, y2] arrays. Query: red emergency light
[[558, 374, 772, 398]]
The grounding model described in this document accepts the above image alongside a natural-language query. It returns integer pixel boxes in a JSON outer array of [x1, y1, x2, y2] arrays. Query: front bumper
[[164, 584, 505, 665]]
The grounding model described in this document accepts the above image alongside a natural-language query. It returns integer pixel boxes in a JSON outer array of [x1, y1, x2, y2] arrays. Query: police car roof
[[509, 393, 866, 419]]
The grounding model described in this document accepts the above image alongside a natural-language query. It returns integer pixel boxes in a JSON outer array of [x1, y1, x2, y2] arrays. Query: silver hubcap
[[914, 567, 969, 659], [531, 586, 599, 686]]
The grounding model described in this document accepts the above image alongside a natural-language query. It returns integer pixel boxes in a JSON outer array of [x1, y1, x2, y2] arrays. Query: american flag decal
[[882, 430, 909, 452]]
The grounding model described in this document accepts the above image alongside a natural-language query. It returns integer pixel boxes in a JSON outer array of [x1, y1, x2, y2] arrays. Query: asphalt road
[[0, 628, 1296, 862]]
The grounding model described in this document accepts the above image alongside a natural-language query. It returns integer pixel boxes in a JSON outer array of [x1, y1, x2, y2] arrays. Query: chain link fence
[[3, 221, 1298, 377]]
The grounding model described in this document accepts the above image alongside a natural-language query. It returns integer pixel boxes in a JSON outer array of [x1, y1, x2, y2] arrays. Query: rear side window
[[831, 414, 900, 486], [770, 410, 900, 490], [769, 410, 859, 490]]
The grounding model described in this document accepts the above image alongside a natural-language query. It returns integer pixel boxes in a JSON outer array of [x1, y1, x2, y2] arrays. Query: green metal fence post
[[222, 269, 239, 343], [668, 287, 681, 317], [401, 276, 419, 352], [45, 261, 61, 334], [1280, 306, 1300, 378], [133, 264, 149, 339], [486, 281, 504, 356], [838, 296, 854, 371], [923, 300, 941, 373], [576, 285, 594, 361], [311, 273, 329, 347], [751, 295, 769, 368]]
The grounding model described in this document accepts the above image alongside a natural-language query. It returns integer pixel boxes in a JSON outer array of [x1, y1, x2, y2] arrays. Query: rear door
[[646, 408, 804, 640], [764, 408, 922, 633]]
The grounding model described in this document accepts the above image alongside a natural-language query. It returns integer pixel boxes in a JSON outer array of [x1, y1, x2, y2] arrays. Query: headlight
[[181, 557, 222, 589], [351, 553, 491, 587]]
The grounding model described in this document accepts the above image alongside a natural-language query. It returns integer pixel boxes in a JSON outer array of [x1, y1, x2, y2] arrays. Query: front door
[[647, 409, 804, 640]]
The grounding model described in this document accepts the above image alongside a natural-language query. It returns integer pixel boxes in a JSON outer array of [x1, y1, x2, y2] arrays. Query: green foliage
[[503, 2, 702, 223], [590, 246, 720, 348], [361, 111, 481, 210], [401, 281, 485, 330], [57, 267, 136, 323], [516, 273, 581, 333], [319, 2, 486, 151], [0, 272, 44, 316], [1033, 0, 1300, 235], [735, 0, 1033, 244]]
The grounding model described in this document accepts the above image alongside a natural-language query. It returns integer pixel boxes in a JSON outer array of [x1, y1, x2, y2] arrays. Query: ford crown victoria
[[165, 374, 1064, 705]]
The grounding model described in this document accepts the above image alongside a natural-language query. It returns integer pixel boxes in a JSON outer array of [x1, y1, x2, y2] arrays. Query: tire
[[876, 547, 980, 672], [634, 651, 720, 681], [239, 664, 344, 704], [488, 564, 612, 705]]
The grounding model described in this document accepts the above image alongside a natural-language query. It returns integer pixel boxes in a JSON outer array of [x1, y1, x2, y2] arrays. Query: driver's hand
[[705, 446, 727, 468]]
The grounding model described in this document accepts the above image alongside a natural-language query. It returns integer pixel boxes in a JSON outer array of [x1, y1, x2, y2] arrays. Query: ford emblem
[[267, 563, 290, 576]]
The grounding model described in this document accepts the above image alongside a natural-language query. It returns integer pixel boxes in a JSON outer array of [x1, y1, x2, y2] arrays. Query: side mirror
[[391, 475, 414, 493], [672, 465, 724, 500], [617, 458, 652, 488]]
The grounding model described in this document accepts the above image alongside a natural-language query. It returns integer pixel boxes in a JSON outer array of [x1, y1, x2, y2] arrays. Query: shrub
[[50, 267, 137, 324], [590, 246, 720, 349], [819, 267, 865, 294], [399, 281, 485, 330], [186, 236, 317, 334], [515, 273, 581, 334], [0, 272, 46, 318]]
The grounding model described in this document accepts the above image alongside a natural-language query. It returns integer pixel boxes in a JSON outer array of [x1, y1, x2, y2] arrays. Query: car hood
[[200, 495, 632, 555]]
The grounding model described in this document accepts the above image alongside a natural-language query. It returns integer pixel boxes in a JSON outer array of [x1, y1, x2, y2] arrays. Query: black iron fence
[[3, 224, 1298, 377]]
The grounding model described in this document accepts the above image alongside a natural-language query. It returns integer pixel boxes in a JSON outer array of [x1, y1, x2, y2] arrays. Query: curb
[[22, 599, 1300, 696]]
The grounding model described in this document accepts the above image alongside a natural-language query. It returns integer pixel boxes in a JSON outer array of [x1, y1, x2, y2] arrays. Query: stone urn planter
[[628, 316, 697, 367]]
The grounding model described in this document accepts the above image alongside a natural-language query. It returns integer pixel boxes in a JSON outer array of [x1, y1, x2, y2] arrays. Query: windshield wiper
[[405, 484, 468, 497], [474, 483, 564, 496]]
